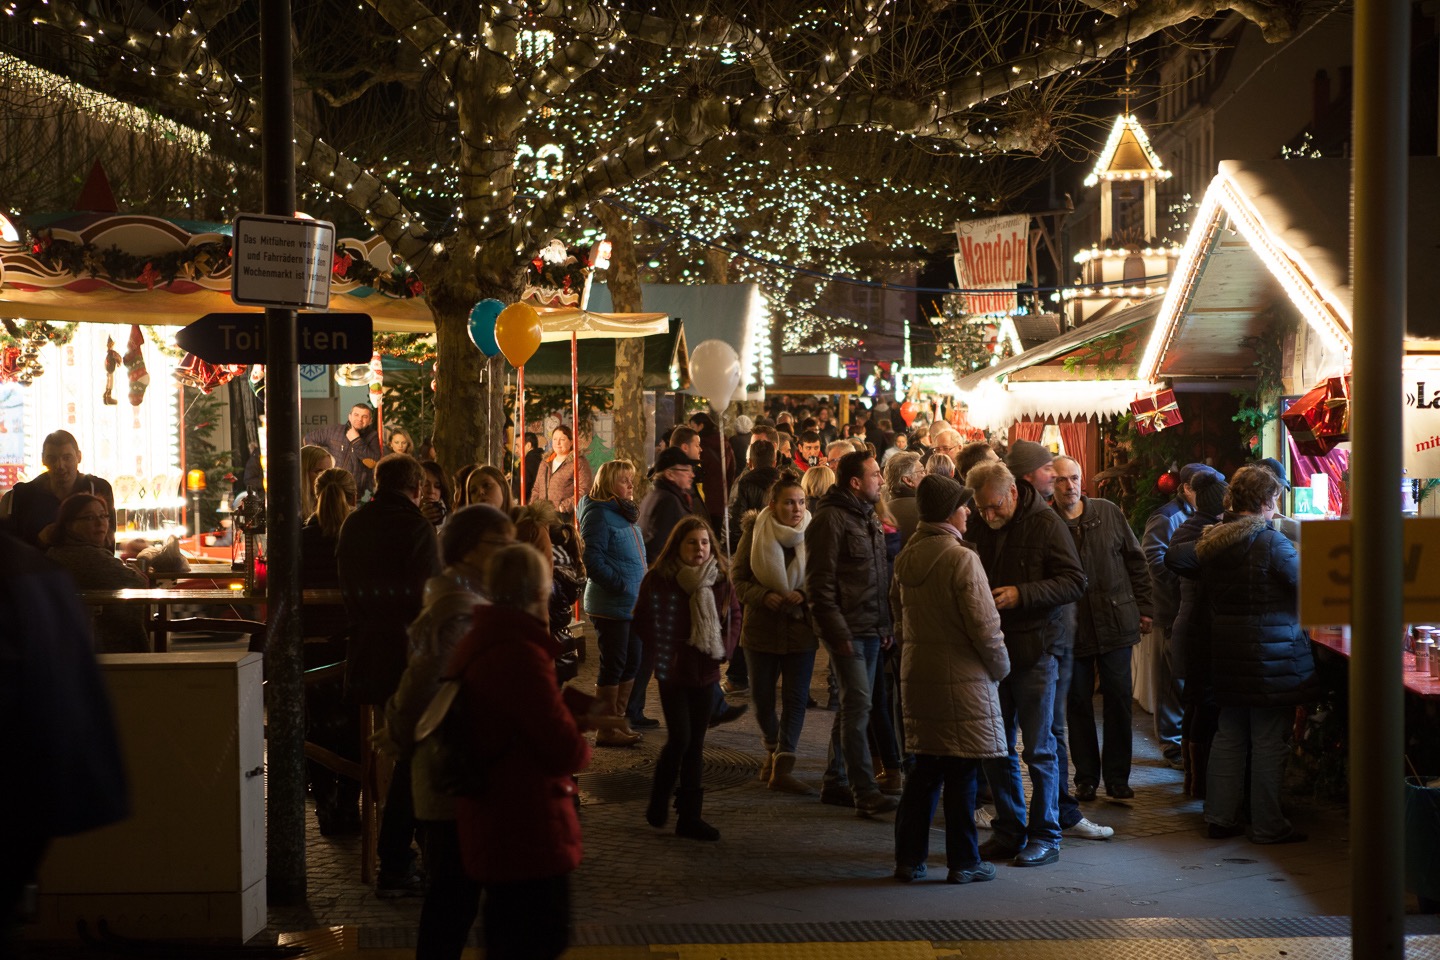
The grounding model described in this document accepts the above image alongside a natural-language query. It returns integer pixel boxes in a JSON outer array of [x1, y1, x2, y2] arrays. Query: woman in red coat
[[450, 542, 594, 960], [634, 515, 741, 840]]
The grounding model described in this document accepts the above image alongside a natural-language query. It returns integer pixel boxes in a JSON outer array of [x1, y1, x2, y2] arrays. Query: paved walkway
[[248, 643, 1420, 958]]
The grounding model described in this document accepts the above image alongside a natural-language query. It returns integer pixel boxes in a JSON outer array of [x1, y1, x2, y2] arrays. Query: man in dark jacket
[[967, 451, 1086, 867], [805, 450, 900, 817], [337, 453, 441, 897], [1053, 456, 1153, 803], [728, 440, 781, 551], [688, 413, 737, 538], [1142, 462, 1216, 769], [305, 402, 382, 497]]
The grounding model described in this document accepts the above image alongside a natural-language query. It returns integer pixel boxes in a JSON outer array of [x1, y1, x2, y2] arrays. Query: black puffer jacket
[[1163, 510, 1223, 686], [968, 480, 1087, 670], [1060, 497, 1153, 658], [804, 486, 892, 648], [1191, 514, 1315, 707], [638, 477, 706, 560]]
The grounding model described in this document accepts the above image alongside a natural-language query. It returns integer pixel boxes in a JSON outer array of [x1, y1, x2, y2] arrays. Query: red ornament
[[137, 261, 161, 290], [332, 251, 353, 278], [1156, 472, 1179, 495], [898, 400, 917, 426]]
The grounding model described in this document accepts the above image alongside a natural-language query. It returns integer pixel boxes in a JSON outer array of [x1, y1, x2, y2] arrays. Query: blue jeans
[[823, 636, 881, 798], [1206, 704, 1295, 841], [745, 648, 816, 755], [1052, 643, 1081, 831], [594, 616, 640, 686], [894, 754, 982, 870], [982, 653, 1061, 848], [1154, 626, 1185, 759], [1068, 646, 1134, 789]]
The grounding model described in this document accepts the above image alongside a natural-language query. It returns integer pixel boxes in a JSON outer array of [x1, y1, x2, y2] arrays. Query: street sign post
[[177, 312, 373, 364], [1298, 517, 1440, 624], [231, 213, 337, 310]]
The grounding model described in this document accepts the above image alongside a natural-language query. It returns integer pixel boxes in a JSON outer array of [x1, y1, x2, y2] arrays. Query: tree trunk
[[595, 203, 648, 483], [428, 278, 506, 477]]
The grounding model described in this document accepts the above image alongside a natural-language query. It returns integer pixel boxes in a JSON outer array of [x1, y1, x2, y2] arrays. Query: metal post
[[1350, 0, 1408, 956], [259, 0, 306, 905]]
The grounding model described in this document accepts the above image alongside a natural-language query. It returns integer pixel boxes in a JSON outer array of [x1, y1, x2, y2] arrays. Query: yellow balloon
[[494, 301, 543, 367]]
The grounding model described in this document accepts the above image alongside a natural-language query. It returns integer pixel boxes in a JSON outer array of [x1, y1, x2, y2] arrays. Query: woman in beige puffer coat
[[888, 475, 1010, 885]]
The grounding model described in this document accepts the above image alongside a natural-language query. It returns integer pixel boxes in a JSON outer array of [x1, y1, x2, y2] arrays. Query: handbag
[[414, 655, 501, 798]]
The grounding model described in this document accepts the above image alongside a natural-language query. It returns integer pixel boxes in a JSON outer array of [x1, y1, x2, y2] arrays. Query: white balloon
[[688, 338, 741, 410]]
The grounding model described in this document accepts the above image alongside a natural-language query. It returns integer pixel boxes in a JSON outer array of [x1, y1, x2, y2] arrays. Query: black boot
[[674, 788, 719, 841], [646, 779, 671, 828]]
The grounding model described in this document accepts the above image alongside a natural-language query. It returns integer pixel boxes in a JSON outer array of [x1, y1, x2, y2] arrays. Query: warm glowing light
[[1084, 114, 1173, 188]]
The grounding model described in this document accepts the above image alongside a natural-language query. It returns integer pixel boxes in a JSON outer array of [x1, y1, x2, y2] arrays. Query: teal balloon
[[468, 299, 503, 356]]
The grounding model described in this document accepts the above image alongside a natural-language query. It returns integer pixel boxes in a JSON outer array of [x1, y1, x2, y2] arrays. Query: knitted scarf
[[675, 557, 725, 660], [749, 506, 809, 595]]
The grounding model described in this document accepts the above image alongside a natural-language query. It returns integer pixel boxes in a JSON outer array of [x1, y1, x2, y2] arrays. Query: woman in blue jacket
[[578, 459, 649, 747]]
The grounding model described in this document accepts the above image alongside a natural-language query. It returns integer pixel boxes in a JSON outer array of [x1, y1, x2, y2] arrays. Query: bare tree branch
[[619, 11, 789, 92]]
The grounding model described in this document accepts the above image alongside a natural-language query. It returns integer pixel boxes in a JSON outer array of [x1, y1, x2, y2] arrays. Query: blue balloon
[[468, 299, 503, 357]]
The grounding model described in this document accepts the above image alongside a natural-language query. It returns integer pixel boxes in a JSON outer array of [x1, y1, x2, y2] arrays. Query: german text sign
[[231, 213, 336, 310], [1299, 517, 1440, 624], [178, 312, 373, 364]]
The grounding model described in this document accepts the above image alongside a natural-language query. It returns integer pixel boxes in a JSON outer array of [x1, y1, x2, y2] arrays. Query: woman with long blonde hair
[[577, 460, 647, 746]]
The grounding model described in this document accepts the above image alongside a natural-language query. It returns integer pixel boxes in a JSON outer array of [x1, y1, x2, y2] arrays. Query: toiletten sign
[[953, 214, 1030, 317]]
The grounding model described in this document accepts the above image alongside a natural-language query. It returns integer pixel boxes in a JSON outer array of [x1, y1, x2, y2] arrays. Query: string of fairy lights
[[9, 0, 1206, 353]]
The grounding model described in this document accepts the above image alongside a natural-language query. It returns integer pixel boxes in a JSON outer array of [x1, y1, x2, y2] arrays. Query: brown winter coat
[[532, 452, 594, 516], [730, 511, 819, 656], [890, 522, 1010, 759]]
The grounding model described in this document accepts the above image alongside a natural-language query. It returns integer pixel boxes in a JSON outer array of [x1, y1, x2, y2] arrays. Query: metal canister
[[1419, 639, 1435, 673], [1431, 649, 1440, 679]]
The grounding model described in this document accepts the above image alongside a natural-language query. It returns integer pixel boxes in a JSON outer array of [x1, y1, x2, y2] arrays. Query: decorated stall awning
[[524, 318, 687, 388], [1138, 157, 1440, 384], [953, 298, 1162, 429]]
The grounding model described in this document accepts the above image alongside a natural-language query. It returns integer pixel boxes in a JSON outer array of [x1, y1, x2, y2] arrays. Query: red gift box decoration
[[1281, 375, 1350, 456], [1130, 388, 1183, 435]]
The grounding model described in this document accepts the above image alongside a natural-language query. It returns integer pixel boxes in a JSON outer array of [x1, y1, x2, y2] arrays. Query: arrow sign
[[177, 312, 374, 364]]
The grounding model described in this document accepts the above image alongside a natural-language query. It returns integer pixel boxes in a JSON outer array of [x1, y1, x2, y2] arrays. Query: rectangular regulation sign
[[231, 213, 337, 310], [1298, 517, 1440, 624]]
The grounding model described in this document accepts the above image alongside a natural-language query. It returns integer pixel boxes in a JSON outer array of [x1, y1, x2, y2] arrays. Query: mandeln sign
[[953, 214, 1031, 317]]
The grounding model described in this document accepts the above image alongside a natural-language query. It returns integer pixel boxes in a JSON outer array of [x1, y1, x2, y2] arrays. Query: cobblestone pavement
[[265, 639, 1357, 947]]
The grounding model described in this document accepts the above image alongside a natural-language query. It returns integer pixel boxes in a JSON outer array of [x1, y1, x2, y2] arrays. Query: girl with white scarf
[[729, 476, 819, 794], [633, 516, 741, 841]]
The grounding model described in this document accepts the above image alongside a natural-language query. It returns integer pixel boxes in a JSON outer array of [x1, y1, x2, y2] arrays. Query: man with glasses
[[928, 429, 962, 466], [966, 446, 1086, 867]]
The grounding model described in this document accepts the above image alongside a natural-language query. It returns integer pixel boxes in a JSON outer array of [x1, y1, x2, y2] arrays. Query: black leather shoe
[[1013, 842, 1059, 867], [1106, 783, 1135, 800], [631, 715, 660, 729], [1074, 783, 1097, 801], [978, 838, 1019, 861], [820, 784, 854, 807], [709, 703, 749, 728]]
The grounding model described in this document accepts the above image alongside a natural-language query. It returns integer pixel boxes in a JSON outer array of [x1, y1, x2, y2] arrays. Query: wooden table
[[1309, 626, 1440, 699], [79, 588, 344, 652]]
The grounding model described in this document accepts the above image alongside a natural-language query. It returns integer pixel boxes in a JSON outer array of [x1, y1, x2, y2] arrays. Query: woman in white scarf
[[729, 475, 819, 794], [633, 516, 741, 841]]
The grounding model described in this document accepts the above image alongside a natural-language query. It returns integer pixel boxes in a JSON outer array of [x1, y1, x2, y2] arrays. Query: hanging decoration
[[1281, 375, 1351, 456], [0, 318, 77, 351], [27, 230, 231, 288], [122, 323, 149, 405], [1129, 388, 1183, 436], [331, 244, 424, 298], [102, 335, 121, 404], [174, 353, 247, 394], [249, 363, 266, 402], [1156, 471, 1179, 495]]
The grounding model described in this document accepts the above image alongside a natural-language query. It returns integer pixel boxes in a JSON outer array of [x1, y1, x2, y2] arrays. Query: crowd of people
[[0, 398, 1319, 960]]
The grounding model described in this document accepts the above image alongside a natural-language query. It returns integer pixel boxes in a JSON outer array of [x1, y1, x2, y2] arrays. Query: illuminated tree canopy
[[12, 0, 1311, 465]]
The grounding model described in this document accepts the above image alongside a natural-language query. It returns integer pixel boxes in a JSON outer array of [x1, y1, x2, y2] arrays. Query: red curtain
[[1058, 421, 1090, 493], [1009, 421, 1044, 446]]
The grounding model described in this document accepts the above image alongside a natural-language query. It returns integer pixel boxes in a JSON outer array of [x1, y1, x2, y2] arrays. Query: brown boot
[[758, 744, 777, 783], [614, 680, 644, 740], [769, 753, 815, 795], [594, 685, 640, 747], [876, 766, 904, 796]]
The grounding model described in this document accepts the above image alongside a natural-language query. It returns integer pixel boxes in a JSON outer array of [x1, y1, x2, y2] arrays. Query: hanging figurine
[[103, 334, 121, 405], [123, 323, 149, 406]]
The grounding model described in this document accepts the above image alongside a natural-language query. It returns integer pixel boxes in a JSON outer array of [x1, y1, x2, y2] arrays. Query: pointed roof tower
[[1084, 114, 1172, 187]]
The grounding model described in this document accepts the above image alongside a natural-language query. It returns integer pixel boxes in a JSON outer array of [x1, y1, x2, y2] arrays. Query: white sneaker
[[1062, 817, 1114, 840], [974, 805, 995, 831]]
